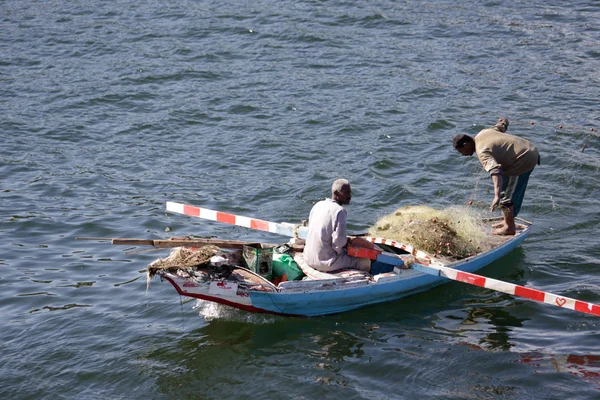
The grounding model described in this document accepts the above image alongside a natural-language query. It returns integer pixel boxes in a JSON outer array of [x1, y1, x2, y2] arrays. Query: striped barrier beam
[[349, 245, 600, 317], [364, 236, 433, 264], [166, 202, 425, 258], [414, 262, 600, 317], [412, 259, 600, 317], [166, 201, 309, 239]]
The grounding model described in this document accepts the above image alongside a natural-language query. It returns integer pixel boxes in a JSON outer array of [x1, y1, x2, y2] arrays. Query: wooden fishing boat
[[148, 219, 533, 317], [78, 202, 600, 317]]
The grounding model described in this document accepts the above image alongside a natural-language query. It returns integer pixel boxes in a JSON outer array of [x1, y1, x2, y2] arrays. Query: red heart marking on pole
[[556, 297, 567, 307]]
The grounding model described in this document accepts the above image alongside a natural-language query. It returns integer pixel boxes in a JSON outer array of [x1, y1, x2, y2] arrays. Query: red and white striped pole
[[416, 260, 600, 317], [349, 246, 600, 317], [166, 201, 426, 257], [166, 201, 308, 238]]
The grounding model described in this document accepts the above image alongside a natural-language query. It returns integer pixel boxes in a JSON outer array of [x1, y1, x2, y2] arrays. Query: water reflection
[[137, 310, 375, 396], [515, 352, 600, 389], [462, 306, 526, 351], [136, 293, 600, 399], [437, 303, 600, 390]]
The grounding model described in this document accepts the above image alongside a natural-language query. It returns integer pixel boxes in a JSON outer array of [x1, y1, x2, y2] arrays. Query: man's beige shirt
[[474, 128, 539, 176]]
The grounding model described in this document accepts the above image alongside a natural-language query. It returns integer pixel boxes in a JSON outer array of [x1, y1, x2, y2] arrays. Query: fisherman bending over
[[453, 118, 540, 235]]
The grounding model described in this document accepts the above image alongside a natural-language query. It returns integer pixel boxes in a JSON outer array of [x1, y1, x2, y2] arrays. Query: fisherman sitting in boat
[[303, 179, 373, 273], [453, 118, 540, 236]]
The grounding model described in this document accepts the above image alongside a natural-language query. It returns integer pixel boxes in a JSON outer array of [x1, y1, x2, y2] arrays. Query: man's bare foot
[[492, 227, 516, 236]]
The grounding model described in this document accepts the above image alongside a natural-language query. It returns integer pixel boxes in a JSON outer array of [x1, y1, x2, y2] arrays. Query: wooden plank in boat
[[88, 237, 271, 249]]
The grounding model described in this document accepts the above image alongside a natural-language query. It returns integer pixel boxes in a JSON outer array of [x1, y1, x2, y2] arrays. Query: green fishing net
[[368, 205, 496, 259]]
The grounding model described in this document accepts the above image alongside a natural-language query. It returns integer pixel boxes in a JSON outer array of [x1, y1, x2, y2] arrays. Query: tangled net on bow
[[147, 245, 220, 278]]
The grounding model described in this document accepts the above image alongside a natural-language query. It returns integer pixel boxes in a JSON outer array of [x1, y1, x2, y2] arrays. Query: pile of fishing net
[[147, 245, 220, 278], [368, 205, 497, 260]]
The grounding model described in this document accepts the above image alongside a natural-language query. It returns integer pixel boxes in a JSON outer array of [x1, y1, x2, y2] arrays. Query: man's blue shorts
[[502, 169, 533, 217]]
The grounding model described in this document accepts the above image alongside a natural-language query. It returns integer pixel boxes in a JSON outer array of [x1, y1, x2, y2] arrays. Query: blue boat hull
[[159, 220, 531, 316]]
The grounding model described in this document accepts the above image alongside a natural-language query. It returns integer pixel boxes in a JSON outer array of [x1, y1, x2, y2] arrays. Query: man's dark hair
[[453, 134, 474, 149]]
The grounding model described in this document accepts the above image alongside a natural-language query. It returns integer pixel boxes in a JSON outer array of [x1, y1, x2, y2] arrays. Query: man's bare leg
[[493, 205, 516, 235]]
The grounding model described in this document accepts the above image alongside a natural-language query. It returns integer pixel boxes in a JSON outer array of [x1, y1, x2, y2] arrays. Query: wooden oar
[[349, 246, 600, 317], [76, 237, 262, 249]]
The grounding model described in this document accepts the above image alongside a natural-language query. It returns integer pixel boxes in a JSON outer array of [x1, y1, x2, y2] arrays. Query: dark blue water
[[2, 1, 600, 399]]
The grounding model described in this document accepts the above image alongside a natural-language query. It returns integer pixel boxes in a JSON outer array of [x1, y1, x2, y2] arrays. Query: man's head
[[494, 118, 509, 133], [332, 179, 352, 205], [453, 134, 476, 156]]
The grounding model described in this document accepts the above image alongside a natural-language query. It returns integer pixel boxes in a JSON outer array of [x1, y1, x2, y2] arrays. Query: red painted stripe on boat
[[514, 286, 546, 302], [161, 275, 296, 317]]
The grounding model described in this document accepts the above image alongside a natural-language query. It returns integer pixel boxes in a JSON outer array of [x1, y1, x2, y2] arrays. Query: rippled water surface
[[2, 1, 600, 399]]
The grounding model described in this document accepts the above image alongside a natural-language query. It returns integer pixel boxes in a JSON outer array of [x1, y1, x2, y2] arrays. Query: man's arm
[[478, 147, 504, 212], [490, 173, 503, 212]]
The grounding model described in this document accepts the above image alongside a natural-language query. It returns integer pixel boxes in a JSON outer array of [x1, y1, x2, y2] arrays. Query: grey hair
[[331, 179, 350, 195]]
